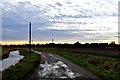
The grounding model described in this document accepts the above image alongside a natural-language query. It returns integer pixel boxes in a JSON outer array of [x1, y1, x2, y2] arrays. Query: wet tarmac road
[[27, 50, 102, 80]]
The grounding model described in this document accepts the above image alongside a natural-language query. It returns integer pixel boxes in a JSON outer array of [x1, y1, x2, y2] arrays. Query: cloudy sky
[[1, 0, 119, 44]]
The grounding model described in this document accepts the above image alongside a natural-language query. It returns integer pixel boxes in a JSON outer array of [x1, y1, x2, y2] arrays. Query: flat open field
[[59, 48, 120, 58]]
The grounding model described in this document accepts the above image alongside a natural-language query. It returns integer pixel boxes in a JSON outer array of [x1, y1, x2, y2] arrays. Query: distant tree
[[109, 41, 116, 47], [74, 41, 80, 44], [109, 41, 115, 45], [85, 43, 89, 45]]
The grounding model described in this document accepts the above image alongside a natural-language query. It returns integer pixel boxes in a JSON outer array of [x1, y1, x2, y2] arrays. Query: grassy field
[[34, 47, 120, 80], [60, 48, 120, 58], [2, 49, 41, 80]]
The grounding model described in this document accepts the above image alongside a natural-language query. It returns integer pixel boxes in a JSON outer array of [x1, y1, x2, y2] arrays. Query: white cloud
[[2, 0, 119, 43]]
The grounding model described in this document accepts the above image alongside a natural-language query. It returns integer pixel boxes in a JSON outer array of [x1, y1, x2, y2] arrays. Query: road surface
[[27, 50, 102, 80]]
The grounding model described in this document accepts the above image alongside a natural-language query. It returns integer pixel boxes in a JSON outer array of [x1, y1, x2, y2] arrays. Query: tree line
[[2, 42, 120, 48]]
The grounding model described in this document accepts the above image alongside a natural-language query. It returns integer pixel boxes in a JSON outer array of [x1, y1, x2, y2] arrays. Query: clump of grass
[[2, 49, 41, 80]]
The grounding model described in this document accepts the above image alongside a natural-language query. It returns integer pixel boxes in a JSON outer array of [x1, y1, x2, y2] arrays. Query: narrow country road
[[27, 50, 102, 80]]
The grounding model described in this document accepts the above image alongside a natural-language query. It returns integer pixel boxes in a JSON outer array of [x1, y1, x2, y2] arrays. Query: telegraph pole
[[29, 22, 32, 53], [52, 39, 54, 43]]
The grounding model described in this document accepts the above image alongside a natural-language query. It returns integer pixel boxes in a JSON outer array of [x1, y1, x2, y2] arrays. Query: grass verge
[[60, 52, 120, 80], [2, 49, 41, 80]]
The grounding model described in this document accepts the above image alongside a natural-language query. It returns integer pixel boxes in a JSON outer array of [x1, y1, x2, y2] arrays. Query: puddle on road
[[39, 61, 79, 78], [0, 50, 24, 71], [49, 54, 54, 58], [34, 51, 42, 55]]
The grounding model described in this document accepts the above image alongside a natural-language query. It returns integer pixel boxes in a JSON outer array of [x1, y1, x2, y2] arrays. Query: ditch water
[[0, 50, 24, 71]]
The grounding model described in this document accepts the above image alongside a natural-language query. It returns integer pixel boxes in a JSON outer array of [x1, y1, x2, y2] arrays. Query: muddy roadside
[[26, 51, 102, 80]]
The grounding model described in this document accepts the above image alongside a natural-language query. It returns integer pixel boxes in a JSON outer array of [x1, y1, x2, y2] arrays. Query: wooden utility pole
[[52, 39, 54, 43], [29, 22, 32, 53]]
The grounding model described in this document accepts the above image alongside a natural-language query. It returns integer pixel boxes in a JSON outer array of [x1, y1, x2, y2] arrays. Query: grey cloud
[[18, 1, 32, 5], [32, 30, 88, 41], [2, 0, 118, 42], [2, 27, 28, 40], [65, 2, 72, 4], [2, 2, 52, 40], [55, 2, 63, 6]]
